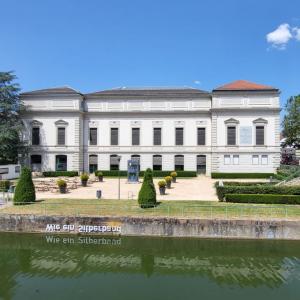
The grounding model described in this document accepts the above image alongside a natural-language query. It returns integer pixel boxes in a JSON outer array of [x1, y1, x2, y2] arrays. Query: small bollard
[[96, 190, 102, 199]]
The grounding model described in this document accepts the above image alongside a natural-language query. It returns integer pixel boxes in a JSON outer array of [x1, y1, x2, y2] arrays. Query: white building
[[20, 80, 281, 175]]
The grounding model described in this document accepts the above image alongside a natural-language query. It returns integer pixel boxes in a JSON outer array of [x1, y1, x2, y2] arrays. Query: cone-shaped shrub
[[138, 168, 157, 208], [14, 167, 36, 205]]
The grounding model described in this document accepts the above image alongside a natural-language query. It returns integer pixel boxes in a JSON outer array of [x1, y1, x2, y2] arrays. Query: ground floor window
[[153, 155, 162, 170], [110, 155, 120, 171], [31, 154, 42, 172], [197, 155, 206, 174], [89, 154, 98, 173], [131, 155, 140, 163], [175, 155, 184, 171], [56, 155, 67, 171]]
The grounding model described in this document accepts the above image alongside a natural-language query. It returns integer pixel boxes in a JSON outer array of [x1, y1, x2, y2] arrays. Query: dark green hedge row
[[43, 171, 79, 177], [221, 181, 272, 186], [101, 170, 197, 177], [216, 183, 300, 201], [225, 193, 300, 204], [211, 172, 274, 179], [0, 180, 10, 192]]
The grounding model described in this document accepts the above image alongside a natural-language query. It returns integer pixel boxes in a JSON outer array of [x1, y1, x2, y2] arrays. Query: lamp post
[[117, 155, 122, 200]]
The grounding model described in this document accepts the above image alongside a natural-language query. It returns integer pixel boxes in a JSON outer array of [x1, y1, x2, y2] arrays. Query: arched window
[[56, 155, 67, 171], [89, 155, 98, 173], [31, 155, 42, 172], [153, 155, 162, 171], [175, 155, 184, 171], [131, 155, 140, 163], [110, 155, 120, 171], [197, 155, 206, 174]]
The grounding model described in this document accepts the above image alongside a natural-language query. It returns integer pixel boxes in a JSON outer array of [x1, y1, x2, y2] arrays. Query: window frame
[[197, 127, 206, 146], [110, 128, 119, 146], [89, 128, 98, 146], [175, 127, 184, 146]]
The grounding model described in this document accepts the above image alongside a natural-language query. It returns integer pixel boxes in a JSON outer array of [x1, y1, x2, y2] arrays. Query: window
[[175, 128, 184, 145], [111, 128, 119, 145], [197, 155, 206, 174], [131, 155, 140, 163], [55, 155, 67, 171], [0, 168, 9, 174], [233, 155, 239, 165], [153, 155, 162, 170], [132, 128, 140, 145], [110, 155, 120, 170], [31, 155, 42, 172], [15, 166, 20, 173], [224, 155, 231, 165], [57, 127, 66, 145], [175, 155, 184, 171], [89, 155, 98, 173], [32, 127, 40, 145], [252, 155, 259, 165], [89, 128, 97, 145], [261, 155, 268, 165], [153, 128, 161, 145], [227, 127, 236, 145], [256, 126, 265, 145], [197, 128, 206, 145]]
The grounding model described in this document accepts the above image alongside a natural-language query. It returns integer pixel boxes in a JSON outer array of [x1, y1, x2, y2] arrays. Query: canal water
[[0, 233, 299, 300]]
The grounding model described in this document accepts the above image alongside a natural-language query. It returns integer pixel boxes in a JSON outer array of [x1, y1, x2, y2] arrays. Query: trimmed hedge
[[138, 168, 157, 208], [101, 170, 197, 177], [220, 181, 272, 186], [0, 180, 10, 192], [211, 172, 274, 179], [43, 171, 79, 177], [225, 193, 300, 204], [216, 183, 300, 201]]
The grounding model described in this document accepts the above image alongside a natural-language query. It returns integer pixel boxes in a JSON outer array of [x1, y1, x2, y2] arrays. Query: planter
[[172, 177, 176, 183], [166, 181, 171, 189], [81, 180, 88, 187], [98, 176, 103, 182], [159, 186, 166, 195], [59, 186, 66, 194]]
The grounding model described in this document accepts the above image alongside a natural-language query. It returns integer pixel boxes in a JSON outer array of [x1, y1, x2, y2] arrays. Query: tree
[[0, 71, 27, 164], [14, 167, 36, 204], [138, 168, 157, 208], [282, 95, 300, 148]]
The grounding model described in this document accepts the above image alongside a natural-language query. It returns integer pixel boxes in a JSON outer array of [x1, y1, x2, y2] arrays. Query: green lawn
[[1, 198, 300, 220]]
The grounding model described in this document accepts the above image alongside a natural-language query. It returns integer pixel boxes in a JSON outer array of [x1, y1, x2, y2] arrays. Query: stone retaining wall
[[0, 214, 299, 240]]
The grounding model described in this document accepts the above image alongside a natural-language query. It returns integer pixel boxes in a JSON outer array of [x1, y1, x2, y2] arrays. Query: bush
[[80, 173, 89, 181], [0, 180, 10, 192], [164, 176, 172, 183], [225, 194, 300, 204], [56, 179, 67, 187], [14, 167, 35, 205], [158, 180, 166, 188], [211, 172, 274, 179], [215, 183, 300, 201], [221, 181, 272, 186], [95, 170, 103, 177], [170, 171, 177, 178], [98, 170, 197, 177], [138, 168, 157, 208], [43, 171, 78, 177]]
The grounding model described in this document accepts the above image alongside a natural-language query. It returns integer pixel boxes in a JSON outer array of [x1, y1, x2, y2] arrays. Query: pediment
[[55, 119, 69, 126], [253, 118, 268, 124], [224, 118, 239, 124]]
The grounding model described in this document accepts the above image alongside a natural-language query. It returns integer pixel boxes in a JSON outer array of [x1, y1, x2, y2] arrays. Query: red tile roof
[[214, 80, 278, 91]]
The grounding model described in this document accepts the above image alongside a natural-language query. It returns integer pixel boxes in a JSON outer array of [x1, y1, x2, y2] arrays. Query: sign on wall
[[239, 126, 252, 145]]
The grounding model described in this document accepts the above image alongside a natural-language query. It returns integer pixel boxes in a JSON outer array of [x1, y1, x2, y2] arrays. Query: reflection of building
[[20, 80, 281, 175]]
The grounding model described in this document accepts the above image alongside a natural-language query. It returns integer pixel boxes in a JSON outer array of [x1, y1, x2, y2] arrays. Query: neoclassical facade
[[20, 80, 281, 175]]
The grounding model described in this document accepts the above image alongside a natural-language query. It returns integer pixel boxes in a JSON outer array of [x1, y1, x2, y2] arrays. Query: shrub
[[158, 180, 166, 188], [0, 180, 10, 192], [95, 170, 103, 177], [164, 176, 172, 183], [211, 172, 274, 179], [170, 171, 177, 178], [13, 167, 35, 205], [43, 171, 78, 177], [80, 173, 89, 181], [96, 170, 197, 177], [225, 194, 300, 204], [56, 179, 67, 187], [221, 181, 273, 186], [138, 168, 156, 208]]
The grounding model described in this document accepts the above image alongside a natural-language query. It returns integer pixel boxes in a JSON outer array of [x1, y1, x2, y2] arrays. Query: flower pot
[[166, 181, 171, 189], [159, 186, 166, 195], [98, 176, 103, 182], [81, 180, 88, 187], [59, 186, 66, 194], [172, 177, 176, 183]]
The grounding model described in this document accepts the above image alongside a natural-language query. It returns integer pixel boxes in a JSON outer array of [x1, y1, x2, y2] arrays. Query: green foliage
[[170, 171, 177, 178], [138, 168, 157, 208], [13, 167, 35, 204], [80, 173, 89, 181], [0, 71, 27, 164], [42, 171, 78, 177], [220, 181, 272, 186], [282, 95, 300, 147], [94, 170, 103, 177], [215, 182, 300, 201], [0, 180, 10, 192], [56, 179, 67, 187], [225, 193, 300, 204], [211, 172, 274, 179], [164, 176, 172, 183], [99, 170, 197, 177], [158, 180, 166, 188]]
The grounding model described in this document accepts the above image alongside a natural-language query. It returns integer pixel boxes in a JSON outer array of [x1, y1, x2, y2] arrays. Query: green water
[[0, 233, 300, 300]]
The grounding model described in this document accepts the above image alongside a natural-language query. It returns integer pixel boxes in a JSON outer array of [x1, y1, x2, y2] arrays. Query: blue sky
[[0, 0, 299, 113]]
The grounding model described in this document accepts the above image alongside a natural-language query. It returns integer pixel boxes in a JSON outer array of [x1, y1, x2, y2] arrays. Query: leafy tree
[[0, 71, 26, 164], [14, 167, 35, 204], [138, 168, 157, 208], [282, 95, 300, 147]]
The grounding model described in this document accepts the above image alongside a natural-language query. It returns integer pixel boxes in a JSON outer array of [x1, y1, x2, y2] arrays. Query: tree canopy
[[282, 95, 300, 148]]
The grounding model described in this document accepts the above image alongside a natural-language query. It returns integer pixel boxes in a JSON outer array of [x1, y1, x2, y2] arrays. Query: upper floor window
[[132, 128, 140, 146], [89, 128, 98, 145], [153, 128, 162, 146], [57, 127, 66, 145], [197, 128, 206, 145], [32, 127, 40, 145], [175, 128, 184, 145], [227, 127, 236, 145], [111, 128, 119, 146], [255, 126, 265, 145]]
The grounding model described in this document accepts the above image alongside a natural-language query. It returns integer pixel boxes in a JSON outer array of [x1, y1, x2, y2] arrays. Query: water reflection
[[0, 233, 300, 299]]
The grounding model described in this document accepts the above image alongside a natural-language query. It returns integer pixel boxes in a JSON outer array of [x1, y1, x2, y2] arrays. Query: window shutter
[[32, 127, 40, 145], [197, 128, 206, 145], [57, 127, 65, 145], [111, 128, 119, 145], [132, 128, 140, 145], [227, 127, 236, 145], [89, 128, 97, 145], [175, 128, 184, 145], [256, 126, 265, 145], [153, 128, 161, 145]]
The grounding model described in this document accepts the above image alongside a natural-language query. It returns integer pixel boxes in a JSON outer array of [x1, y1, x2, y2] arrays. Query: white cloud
[[193, 80, 201, 85], [266, 23, 293, 49], [293, 27, 300, 41]]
